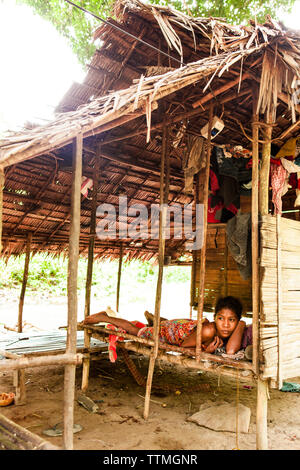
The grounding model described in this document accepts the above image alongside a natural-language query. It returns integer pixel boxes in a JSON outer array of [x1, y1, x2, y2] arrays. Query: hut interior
[[1, 0, 300, 450]]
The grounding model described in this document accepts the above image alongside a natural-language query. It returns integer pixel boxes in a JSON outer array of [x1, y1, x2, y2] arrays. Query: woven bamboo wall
[[260, 215, 300, 386], [192, 224, 252, 313]]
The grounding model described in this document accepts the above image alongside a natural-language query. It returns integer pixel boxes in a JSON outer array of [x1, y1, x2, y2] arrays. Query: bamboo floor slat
[[78, 324, 256, 382], [0, 330, 107, 356]]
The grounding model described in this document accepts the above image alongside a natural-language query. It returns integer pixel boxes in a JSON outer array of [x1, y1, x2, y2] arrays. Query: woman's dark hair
[[214, 296, 243, 320]]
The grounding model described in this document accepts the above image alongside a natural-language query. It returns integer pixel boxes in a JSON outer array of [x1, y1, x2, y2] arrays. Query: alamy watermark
[[95, 196, 204, 251]]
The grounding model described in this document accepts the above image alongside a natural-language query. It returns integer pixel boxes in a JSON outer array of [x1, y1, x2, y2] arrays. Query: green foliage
[[17, 0, 296, 65], [0, 254, 190, 299]]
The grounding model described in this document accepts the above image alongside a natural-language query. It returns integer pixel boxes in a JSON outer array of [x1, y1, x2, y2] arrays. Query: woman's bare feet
[[83, 311, 110, 325]]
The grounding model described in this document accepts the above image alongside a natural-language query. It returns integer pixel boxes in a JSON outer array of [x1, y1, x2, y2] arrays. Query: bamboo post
[[82, 155, 100, 392], [0, 353, 83, 371], [13, 369, 26, 405], [143, 121, 169, 420], [257, 378, 269, 450], [251, 91, 260, 376], [0, 412, 59, 450], [195, 103, 214, 362], [252, 92, 269, 450], [63, 133, 82, 450], [116, 243, 123, 313], [259, 112, 272, 215], [18, 232, 32, 333], [0, 167, 4, 254]]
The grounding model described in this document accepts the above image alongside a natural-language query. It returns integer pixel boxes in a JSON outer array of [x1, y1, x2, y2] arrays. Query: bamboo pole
[[251, 90, 260, 375], [192, 73, 250, 108], [0, 353, 83, 371], [82, 155, 100, 392], [259, 112, 272, 216], [116, 243, 123, 313], [0, 412, 59, 450], [143, 120, 169, 420], [63, 133, 82, 450], [195, 103, 214, 362], [256, 378, 269, 450], [17, 232, 32, 333], [252, 91, 269, 450]]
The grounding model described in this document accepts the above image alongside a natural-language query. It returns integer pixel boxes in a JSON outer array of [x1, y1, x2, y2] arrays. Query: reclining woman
[[83, 296, 252, 355]]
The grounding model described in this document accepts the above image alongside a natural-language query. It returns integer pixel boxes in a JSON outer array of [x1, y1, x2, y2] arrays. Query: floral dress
[[137, 319, 197, 346]]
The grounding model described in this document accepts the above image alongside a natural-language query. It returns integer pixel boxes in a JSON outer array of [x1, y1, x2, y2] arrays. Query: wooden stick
[[192, 73, 250, 108], [82, 154, 100, 392], [252, 91, 269, 450], [64, 133, 82, 450], [115, 342, 255, 383], [18, 232, 32, 333], [0, 412, 59, 450], [101, 88, 250, 146], [0, 353, 83, 371], [251, 90, 260, 376], [144, 120, 168, 420], [13, 369, 26, 405], [259, 111, 272, 216], [81, 325, 254, 370], [256, 378, 269, 450], [116, 243, 123, 313], [196, 103, 214, 362], [84, 155, 100, 319]]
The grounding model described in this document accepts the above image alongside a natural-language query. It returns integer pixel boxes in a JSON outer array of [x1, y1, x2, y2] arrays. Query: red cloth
[[106, 321, 145, 362]]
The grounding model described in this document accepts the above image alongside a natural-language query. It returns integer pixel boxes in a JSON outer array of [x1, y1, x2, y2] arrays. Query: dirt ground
[[1, 352, 300, 451]]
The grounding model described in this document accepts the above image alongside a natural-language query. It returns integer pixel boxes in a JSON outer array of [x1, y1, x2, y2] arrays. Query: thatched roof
[[1, 0, 300, 260]]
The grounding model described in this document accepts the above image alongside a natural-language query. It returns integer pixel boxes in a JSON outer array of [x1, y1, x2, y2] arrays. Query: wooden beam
[[81, 155, 100, 392], [251, 90, 260, 376], [17, 232, 32, 333], [0, 412, 59, 450], [63, 133, 82, 450], [252, 91, 269, 451], [192, 73, 250, 109], [256, 378, 269, 450], [101, 88, 250, 146], [259, 112, 272, 216], [0, 353, 82, 371], [143, 121, 169, 420], [116, 243, 124, 313], [196, 103, 214, 362]]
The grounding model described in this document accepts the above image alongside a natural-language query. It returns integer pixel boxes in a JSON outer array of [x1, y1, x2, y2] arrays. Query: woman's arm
[[225, 320, 246, 354], [181, 322, 216, 348]]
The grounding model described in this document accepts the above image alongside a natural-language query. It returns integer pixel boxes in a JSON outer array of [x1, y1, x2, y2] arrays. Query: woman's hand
[[203, 336, 223, 354]]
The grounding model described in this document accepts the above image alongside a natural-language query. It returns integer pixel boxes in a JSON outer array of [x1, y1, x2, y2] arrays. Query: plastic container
[[201, 116, 224, 140]]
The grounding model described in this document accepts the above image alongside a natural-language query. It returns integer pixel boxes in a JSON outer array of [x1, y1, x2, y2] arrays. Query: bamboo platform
[[0, 413, 59, 450], [0, 329, 107, 357], [78, 323, 256, 383]]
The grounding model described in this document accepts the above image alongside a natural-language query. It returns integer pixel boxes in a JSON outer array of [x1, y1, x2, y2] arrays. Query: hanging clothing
[[280, 157, 300, 173], [183, 136, 206, 194], [270, 163, 289, 215], [295, 172, 300, 207], [106, 321, 145, 362], [81, 176, 93, 199], [226, 212, 252, 280], [275, 137, 297, 159]]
